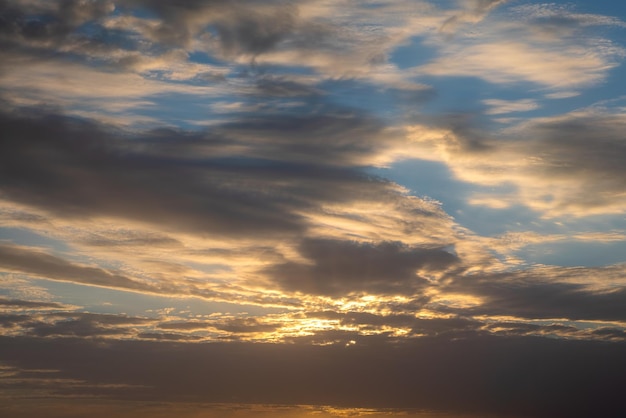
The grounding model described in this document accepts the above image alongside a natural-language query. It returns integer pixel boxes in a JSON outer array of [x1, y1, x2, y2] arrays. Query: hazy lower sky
[[1, 1, 626, 417]]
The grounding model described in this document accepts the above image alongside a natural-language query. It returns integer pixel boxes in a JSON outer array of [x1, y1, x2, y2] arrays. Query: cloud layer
[[1, 0, 626, 417]]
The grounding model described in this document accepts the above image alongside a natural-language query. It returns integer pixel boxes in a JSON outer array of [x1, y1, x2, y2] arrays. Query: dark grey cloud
[[137, 332, 202, 341], [0, 112, 298, 237], [0, 109, 407, 239], [0, 314, 31, 328], [443, 267, 626, 321], [0, 0, 349, 84], [212, 108, 391, 166], [24, 312, 149, 338], [215, 318, 280, 334], [157, 321, 214, 331], [0, 243, 160, 293], [521, 114, 626, 210], [0, 244, 261, 302], [0, 0, 113, 47], [119, 0, 306, 56], [0, 311, 152, 338], [0, 104, 457, 262], [210, 5, 298, 56], [252, 75, 321, 97], [591, 327, 626, 340], [158, 318, 280, 334], [482, 322, 626, 341], [1, 334, 625, 417], [485, 321, 579, 336], [302, 310, 625, 341], [0, 298, 67, 309], [267, 238, 458, 296]]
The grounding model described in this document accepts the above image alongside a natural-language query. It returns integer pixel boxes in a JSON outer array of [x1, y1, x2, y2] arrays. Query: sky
[[1, 0, 626, 417]]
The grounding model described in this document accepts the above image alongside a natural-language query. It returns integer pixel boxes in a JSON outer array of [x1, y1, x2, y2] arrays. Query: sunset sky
[[1, 0, 626, 417]]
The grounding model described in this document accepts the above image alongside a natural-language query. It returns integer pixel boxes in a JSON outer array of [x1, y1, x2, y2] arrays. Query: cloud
[[482, 98, 539, 115], [305, 310, 483, 338], [419, 39, 622, 90], [24, 312, 152, 338], [508, 112, 626, 215], [117, 0, 299, 54], [0, 0, 114, 46], [0, 298, 68, 310], [440, 0, 508, 33], [267, 238, 458, 296], [407, 108, 626, 217], [0, 52, 225, 125], [2, 105, 624, 332], [0, 243, 162, 293], [1, 335, 625, 417], [0, 310, 157, 340], [0, 106, 463, 307], [419, 3, 625, 91], [250, 75, 322, 98], [0, 110, 306, 237], [510, 3, 626, 33], [1, 0, 443, 93], [158, 317, 280, 334], [0, 106, 458, 257], [0, 2, 625, 416], [475, 230, 626, 259], [443, 265, 626, 321]]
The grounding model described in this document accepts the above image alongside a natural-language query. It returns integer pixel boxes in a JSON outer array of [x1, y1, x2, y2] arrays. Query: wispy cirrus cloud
[[482, 98, 540, 115]]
